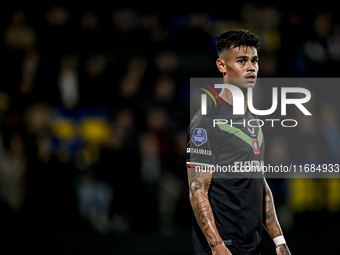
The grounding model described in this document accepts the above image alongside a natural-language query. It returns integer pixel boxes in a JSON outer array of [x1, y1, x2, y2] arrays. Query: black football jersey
[[186, 97, 265, 255]]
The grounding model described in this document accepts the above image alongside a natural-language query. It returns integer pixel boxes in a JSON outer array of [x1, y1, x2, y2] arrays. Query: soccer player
[[186, 29, 291, 255]]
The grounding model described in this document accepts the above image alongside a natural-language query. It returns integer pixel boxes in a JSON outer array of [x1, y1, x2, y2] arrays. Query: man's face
[[216, 45, 259, 89]]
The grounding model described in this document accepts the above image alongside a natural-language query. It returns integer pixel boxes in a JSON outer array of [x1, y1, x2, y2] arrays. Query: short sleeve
[[186, 116, 219, 169]]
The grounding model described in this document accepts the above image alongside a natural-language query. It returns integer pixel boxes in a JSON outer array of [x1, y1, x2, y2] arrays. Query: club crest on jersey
[[192, 128, 207, 146], [252, 138, 260, 155]]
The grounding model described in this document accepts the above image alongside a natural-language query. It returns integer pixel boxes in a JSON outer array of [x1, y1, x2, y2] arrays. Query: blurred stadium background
[[1, 3, 340, 254]]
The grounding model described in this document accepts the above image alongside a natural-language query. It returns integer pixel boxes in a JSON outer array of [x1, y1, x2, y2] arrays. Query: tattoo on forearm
[[264, 186, 274, 220], [209, 240, 223, 249], [189, 180, 202, 194], [264, 184, 291, 254], [263, 181, 282, 238], [188, 167, 218, 248]]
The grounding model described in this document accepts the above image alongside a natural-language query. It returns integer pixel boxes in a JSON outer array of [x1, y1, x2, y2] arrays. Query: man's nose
[[246, 61, 256, 72]]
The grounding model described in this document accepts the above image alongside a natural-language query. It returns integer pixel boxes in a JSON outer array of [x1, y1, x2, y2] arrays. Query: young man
[[186, 29, 291, 255]]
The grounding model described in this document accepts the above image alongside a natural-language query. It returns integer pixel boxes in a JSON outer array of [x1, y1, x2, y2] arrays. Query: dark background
[[1, 2, 340, 254]]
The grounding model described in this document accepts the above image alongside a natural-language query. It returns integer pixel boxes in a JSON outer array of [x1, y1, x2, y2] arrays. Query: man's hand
[[276, 244, 291, 255], [211, 242, 233, 255]]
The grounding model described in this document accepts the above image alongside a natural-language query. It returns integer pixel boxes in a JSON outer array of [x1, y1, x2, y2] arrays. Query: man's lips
[[245, 73, 256, 82]]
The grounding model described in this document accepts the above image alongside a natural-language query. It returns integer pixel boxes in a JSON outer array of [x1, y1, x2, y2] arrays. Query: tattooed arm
[[187, 167, 232, 255], [263, 178, 291, 255]]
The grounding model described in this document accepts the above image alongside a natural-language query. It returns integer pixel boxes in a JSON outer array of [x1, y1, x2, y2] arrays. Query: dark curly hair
[[216, 29, 261, 57]]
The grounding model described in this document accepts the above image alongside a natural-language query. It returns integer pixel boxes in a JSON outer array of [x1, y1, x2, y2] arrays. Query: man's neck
[[219, 87, 248, 114]]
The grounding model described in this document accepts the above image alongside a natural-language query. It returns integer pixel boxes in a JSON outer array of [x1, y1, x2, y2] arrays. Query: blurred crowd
[[1, 4, 340, 236]]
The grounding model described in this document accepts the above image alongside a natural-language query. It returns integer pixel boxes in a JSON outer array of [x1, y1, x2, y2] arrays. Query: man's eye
[[238, 60, 245, 64]]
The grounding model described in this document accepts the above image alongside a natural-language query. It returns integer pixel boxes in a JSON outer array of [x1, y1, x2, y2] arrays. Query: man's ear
[[216, 58, 226, 75]]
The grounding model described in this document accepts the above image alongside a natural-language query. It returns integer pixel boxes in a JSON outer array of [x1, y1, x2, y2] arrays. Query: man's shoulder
[[189, 100, 227, 129], [188, 111, 216, 137]]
